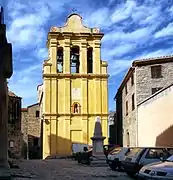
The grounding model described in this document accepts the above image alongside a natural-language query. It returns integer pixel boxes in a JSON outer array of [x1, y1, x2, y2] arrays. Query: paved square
[[11, 159, 133, 180]]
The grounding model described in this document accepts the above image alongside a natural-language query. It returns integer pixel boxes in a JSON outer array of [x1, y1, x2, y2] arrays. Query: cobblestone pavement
[[12, 159, 134, 180]]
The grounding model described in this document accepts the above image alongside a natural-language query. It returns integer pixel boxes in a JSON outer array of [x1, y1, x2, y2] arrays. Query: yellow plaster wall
[[42, 13, 109, 159]]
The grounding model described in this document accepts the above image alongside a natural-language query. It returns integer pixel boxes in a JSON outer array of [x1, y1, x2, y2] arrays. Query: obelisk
[[91, 116, 106, 157], [0, 6, 13, 170]]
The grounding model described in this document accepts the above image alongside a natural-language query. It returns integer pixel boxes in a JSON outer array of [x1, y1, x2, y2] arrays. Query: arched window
[[87, 47, 93, 73], [70, 46, 80, 73], [57, 47, 63, 73], [71, 102, 81, 114]]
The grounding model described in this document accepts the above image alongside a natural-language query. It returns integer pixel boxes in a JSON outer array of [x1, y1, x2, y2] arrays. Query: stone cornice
[[47, 32, 104, 40], [43, 73, 109, 79], [43, 113, 109, 117]]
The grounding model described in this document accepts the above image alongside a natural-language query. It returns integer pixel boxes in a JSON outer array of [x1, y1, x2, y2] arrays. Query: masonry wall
[[120, 61, 173, 147], [8, 95, 22, 158], [136, 62, 173, 104], [121, 71, 136, 147], [21, 104, 41, 159], [21, 110, 28, 158]]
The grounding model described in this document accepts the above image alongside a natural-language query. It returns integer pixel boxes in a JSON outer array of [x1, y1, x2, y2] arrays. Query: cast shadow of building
[[155, 125, 173, 147]]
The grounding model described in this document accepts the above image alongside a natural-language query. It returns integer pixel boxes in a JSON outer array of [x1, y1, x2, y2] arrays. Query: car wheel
[[126, 172, 135, 177], [109, 164, 117, 171]]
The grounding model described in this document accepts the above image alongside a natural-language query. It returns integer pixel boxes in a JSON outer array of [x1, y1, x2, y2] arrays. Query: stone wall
[[136, 62, 173, 104], [121, 71, 136, 147], [21, 103, 41, 159], [121, 61, 173, 147], [8, 91, 22, 159]]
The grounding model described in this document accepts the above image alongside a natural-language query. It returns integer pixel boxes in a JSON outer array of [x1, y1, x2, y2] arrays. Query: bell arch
[[70, 46, 80, 73], [87, 47, 93, 73], [57, 47, 63, 73]]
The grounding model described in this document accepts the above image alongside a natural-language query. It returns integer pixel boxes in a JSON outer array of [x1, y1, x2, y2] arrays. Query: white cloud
[[135, 48, 173, 60], [108, 59, 133, 76], [154, 23, 173, 38], [106, 43, 136, 57], [84, 7, 110, 28], [111, 0, 136, 23], [8, 64, 42, 106], [103, 27, 151, 44]]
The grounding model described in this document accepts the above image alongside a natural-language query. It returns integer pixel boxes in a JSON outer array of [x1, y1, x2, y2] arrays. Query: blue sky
[[2, 0, 173, 111]]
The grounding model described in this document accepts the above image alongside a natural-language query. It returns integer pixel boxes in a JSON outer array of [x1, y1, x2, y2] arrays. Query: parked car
[[138, 155, 173, 180], [104, 144, 120, 157], [107, 147, 129, 171], [121, 147, 173, 177]]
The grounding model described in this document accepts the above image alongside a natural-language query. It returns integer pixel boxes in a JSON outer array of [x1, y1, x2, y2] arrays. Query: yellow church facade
[[40, 13, 109, 159]]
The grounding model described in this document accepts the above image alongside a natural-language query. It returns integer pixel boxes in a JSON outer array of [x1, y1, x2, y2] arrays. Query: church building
[[39, 13, 109, 159]]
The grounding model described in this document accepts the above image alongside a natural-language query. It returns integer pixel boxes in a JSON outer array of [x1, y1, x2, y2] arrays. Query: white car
[[107, 147, 129, 171], [138, 155, 173, 180]]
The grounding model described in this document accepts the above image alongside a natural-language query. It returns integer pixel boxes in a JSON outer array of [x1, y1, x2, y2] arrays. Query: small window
[[126, 101, 128, 116], [9, 140, 14, 148], [152, 87, 163, 94], [151, 65, 162, 78], [132, 94, 135, 110], [36, 110, 39, 117], [125, 84, 128, 94], [131, 73, 134, 86], [71, 102, 81, 114]]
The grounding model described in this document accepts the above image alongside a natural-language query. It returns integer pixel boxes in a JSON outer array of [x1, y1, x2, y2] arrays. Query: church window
[[70, 46, 80, 73], [57, 47, 63, 73], [87, 47, 93, 73]]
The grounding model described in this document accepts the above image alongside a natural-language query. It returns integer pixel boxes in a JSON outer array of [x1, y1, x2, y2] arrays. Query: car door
[[140, 148, 165, 166]]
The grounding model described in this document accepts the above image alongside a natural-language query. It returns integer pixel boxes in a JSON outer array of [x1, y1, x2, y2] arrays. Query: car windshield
[[125, 147, 144, 157], [110, 147, 121, 155], [165, 155, 173, 162]]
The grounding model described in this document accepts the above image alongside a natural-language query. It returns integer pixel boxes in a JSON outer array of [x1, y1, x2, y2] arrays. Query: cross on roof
[[72, 8, 78, 13]]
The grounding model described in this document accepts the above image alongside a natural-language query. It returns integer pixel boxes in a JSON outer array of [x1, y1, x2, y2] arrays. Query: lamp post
[[0, 6, 13, 169]]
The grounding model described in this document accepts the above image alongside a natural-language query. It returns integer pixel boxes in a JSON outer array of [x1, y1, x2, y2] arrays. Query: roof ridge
[[134, 54, 173, 62]]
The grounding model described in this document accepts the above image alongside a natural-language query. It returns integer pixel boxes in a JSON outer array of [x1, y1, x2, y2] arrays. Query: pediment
[[50, 13, 92, 33]]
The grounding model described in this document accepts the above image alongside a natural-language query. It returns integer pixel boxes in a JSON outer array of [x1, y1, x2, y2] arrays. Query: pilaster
[[101, 117, 108, 144], [63, 39, 70, 73], [51, 78, 57, 114], [49, 39, 57, 73], [50, 116, 57, 155], [81, 78, 88, 114], [42, 116, 51, 159], [101, 78, 108, 114], [82, 116, 88, 144], [44, 78, 51, 114], [80, 39, 87, 74], [95, 78, 101, 114], [64, 116, 71, 154], [93, 40, 101, 74], [64, 78, 70, 114]]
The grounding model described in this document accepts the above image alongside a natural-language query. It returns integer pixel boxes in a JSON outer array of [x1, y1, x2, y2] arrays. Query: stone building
[[108, 111, 116, 144], [21, 103, 41, 159], [8, 91, 22, 158], [115, 56, 173, 147], [39, 13, 109, 159]]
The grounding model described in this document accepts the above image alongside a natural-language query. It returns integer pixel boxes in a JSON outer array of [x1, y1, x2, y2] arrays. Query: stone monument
[[90, 116, 107, 166], [0, 5, 13, 172]]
